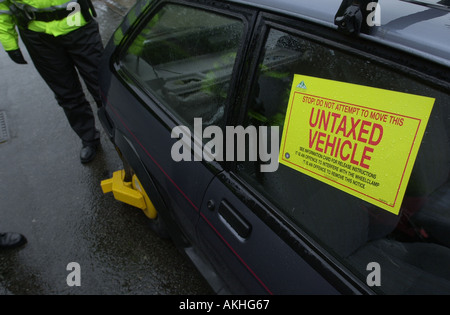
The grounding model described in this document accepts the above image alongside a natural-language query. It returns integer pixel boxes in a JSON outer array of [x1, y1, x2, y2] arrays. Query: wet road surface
[[0, 0, 213, 295]]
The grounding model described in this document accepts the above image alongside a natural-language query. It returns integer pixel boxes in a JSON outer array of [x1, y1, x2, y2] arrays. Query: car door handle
[[218, 200, 252, 239]]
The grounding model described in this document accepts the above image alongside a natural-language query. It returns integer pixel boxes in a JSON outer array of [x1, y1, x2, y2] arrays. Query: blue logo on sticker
[[297, 81, 307, 89]]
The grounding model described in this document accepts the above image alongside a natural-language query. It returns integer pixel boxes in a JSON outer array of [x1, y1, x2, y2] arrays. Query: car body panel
[[228, 0, 450, 66], [98, 0, 450, 294]]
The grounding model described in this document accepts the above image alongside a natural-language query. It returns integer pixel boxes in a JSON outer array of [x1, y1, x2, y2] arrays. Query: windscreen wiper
[[334, 0, 379, 35]]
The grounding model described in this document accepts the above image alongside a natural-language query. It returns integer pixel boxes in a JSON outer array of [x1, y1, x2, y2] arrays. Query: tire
[[123, 161, 170, 239]]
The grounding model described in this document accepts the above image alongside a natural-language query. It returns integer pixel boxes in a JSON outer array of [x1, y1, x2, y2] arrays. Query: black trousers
[[19, 21, 103, 146]]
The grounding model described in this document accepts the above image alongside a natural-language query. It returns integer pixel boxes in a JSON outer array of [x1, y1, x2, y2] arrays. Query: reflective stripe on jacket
[[0, 0, 87, 51]]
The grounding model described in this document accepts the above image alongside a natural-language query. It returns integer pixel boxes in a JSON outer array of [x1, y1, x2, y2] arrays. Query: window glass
[[121, 4, 244, 128], [239, 27, 450, 294]]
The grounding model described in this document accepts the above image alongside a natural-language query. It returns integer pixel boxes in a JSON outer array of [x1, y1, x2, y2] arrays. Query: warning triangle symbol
[[297, 81, 307, 89]]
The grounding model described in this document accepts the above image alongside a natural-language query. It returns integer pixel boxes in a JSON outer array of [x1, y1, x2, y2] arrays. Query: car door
[[196, 171, 342, 294], [195, 13, 350, 295], [111, 0, 256, 245], [198, 9, 450, 295]]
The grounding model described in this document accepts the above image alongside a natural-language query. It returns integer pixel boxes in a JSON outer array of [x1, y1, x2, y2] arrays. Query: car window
[[120, 3, 245, 129], [238, 27, 450, 294]]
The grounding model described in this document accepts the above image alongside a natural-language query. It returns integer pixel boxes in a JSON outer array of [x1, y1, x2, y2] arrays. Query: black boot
[[80, 143, 99, 164], [0, 232, 27, 250]]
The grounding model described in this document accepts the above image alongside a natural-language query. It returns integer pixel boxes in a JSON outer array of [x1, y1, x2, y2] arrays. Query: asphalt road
[[0, 0, 213, 295]]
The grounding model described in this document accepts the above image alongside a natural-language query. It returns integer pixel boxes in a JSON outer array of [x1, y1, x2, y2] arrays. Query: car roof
[[226, 0, 450, 67]]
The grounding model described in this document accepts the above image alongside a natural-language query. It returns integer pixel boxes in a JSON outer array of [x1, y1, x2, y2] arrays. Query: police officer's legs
[[62, 20, 104, 109], [19, 28, 100, 163]]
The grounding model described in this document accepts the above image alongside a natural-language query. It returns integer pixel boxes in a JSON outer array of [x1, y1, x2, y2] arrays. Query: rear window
[[238, 26, 450, 294], [120, 3, 244, 129]]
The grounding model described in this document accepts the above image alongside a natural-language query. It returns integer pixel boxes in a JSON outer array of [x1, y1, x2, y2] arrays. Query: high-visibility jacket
[[113, 0, 153, 56], [0, 0, 87, 51]]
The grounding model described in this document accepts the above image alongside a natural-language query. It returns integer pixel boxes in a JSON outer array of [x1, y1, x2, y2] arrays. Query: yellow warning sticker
[[279, 75, 435, 215]]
